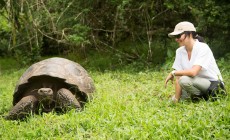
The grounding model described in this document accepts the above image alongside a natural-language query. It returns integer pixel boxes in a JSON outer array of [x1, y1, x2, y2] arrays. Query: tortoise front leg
[[56, 88, 81, 111], [5, 95, 38, 120]]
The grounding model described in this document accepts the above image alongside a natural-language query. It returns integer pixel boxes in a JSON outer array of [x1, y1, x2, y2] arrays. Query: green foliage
[[67, 24, 90, 46], [0, 14, 10, 32], [0, 57, 20, 72], [0, 12, 11, 56], [1, 0, 230, 64], [0, 38, 9, 56], [0, 57, 229, 139], [14, 47, 41, 66], [217, 53, 230, 73], [117, 39, 168, 66]]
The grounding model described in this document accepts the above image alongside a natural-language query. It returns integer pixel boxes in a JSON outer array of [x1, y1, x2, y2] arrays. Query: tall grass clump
[[0, 57, 229, 139]]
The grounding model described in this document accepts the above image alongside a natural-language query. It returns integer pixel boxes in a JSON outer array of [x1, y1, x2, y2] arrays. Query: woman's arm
[[174, 65, 202, 77], [164, 65, 201, 87]]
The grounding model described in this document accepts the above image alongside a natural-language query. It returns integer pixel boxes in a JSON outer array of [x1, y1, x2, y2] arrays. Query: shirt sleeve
[[193, 44, 211, 70], [172, 49, 183, 70]]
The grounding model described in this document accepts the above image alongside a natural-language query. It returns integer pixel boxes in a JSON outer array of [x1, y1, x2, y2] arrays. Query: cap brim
[[168, 31, 184, 38]]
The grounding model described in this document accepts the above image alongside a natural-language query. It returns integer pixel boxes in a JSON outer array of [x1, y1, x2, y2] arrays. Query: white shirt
[[172, 40, 223, 81]]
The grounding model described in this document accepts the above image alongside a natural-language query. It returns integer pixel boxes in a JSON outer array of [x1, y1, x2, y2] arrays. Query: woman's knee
[[179, 76, 192, 87], [192, 77, 211, 92]]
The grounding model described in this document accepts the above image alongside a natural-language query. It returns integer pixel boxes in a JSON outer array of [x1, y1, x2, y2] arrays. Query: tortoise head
[[37, 88, 54, 105]]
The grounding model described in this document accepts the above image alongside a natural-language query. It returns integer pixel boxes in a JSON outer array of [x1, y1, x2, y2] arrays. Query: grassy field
[[0, 57, 229, 139]]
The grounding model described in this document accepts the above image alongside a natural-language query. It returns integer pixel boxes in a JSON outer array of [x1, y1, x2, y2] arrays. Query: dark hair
[[183, 31, 205, 42]]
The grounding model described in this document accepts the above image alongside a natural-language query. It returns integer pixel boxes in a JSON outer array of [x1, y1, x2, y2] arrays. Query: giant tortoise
[[5, 57, 95, 120]]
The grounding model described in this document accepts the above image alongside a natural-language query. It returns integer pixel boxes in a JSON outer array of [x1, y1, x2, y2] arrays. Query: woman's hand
[[164, 72, 174, 88]]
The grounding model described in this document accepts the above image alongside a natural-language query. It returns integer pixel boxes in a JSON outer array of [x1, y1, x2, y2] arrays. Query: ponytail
[[195, 35, 205, 42]]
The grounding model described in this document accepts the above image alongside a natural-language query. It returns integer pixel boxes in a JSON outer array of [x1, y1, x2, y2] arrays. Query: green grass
[[0, 58, 229, 139]]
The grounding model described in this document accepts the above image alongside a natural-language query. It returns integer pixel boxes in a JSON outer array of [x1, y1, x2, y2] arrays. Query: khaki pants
[[179, 76, 211, 100]]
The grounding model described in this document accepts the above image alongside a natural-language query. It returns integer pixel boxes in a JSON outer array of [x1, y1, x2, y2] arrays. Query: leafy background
[[0, 0, 229, 66]]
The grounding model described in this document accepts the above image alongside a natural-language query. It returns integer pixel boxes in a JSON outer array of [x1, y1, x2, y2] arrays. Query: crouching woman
[[164, 21, 225, 102]]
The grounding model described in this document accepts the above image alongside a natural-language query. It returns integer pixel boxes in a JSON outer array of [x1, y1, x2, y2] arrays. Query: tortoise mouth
[[38, 88, 53, 96], [37, 88, 54, 104]]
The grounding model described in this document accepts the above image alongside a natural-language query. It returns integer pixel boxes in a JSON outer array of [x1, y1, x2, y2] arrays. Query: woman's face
[[175, 33, 186, 46]]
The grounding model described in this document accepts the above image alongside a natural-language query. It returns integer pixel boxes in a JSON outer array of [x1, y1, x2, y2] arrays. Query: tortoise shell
[[13, 57, 95, 105]]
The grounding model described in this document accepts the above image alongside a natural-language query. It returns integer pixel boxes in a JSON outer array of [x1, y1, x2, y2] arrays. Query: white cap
[[168, 21, 196, 37]]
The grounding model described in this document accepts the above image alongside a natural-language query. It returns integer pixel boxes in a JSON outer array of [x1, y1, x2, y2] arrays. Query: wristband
[[171, 70, 176, 77]]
